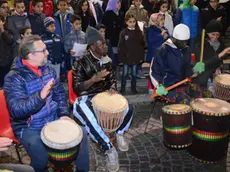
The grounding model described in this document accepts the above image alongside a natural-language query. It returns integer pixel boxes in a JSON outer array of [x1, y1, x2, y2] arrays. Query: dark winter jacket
[[150, 39, 193, 88], [0, 29, 14, 66], [146, 25, 168, 63], [72, 50, 116, 97], [118, 28, 145, 65], [41, 30, 65, 64], [3, 57, 68, 133], [26, 13, 46, 35], [102, 10, 124, 47], [76, 12, 96, 32], [193, 38, 225, 88]]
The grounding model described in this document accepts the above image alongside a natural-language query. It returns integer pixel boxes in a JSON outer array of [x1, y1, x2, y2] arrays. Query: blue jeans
[[16, 127, 89, 172], [121, 64, 137, 87]]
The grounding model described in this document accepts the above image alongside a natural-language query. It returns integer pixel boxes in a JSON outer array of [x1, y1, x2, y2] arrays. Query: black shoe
[[120, 87, 126, 94], [131, 87, 138, 94]]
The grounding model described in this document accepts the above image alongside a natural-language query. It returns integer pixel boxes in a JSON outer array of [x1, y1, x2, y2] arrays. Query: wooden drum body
[[162, 104, 192, 149], [41, 120, 83, 168], [188, 98, 230, 163], [214, 74, 230, 100], [92, 92, 128, 132]]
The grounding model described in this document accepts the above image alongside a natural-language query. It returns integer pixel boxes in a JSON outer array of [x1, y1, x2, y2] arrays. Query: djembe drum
[[188, 98, 230, 163], [162, 104, 192, 149], [41, 120, 83, 169], [213, 74, 230, 100], [92, 92, 128, 146]]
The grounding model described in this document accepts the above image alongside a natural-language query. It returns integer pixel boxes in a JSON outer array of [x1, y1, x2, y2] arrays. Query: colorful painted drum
[[213, 74, 230, 100], [41, 120, 83, 168], [162, 104, 192, 149], [188, 98, 230, 163]]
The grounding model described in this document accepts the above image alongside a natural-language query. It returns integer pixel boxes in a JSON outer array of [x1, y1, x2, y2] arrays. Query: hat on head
[[44, 17, 55, 28], [173, 24, 190, 40], [206, 20, 222, 33], [86, 26, 104, 45]]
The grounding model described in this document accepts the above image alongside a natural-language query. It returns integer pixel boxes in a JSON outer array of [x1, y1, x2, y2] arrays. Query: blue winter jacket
[[150, 39, 193, 88], [41, 30, 65, 64], [146, 25, 168, 63], [53, 12, 72, 39], [3, 57, 68, 134]]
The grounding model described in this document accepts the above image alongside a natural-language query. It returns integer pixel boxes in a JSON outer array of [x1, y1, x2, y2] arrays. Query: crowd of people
[[0, 0, 230, 171]]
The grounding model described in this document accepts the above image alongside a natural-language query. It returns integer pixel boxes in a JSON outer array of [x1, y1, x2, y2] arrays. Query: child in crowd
[[75, 0, 96, 32], [64, 14, 86, 67], [146, 13, 168, 63], [95, 23, 114, 61], [118, 13, 145, 94], [54, 0, 72, 39], [8, 0, 28, 42], [103, 0, 123, 68], [173, 0, 200, 52], [153, 0, 173, 36], [0, 1, 9, 19], [25, 0, 46, 35], [0, 15, 14, 88], [41, 17, 65, 78], [14, 25, 32, 57]]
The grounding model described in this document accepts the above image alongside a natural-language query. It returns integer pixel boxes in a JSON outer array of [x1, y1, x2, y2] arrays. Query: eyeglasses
[[32, 48, 47, 54]]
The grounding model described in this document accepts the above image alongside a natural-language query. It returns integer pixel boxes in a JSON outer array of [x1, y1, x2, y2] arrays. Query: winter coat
[[102, 10, 124, 47], [173, 0, 200, 39], [76, 12, 96, 32], [41, 31, 65, 64], [0, 29, 14, 66], [25, 13, 46, 35], [126, 5, 149, 24], [150, 39, 193, 88], [53, 12, 72, 39], [118, 28, 145, 65], [146, 25, 168, 63], [72, 50, 116, 96], [193, 38, 225, 88], [3, 57, 68, 133]]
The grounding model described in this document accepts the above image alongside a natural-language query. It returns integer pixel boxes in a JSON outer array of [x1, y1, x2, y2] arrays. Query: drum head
[[191, 98, 230, 116], [215, 74, 230, 86], [162, 104, 192, 115], [92, 92, 128, 113], [41, 120, 83, 150]]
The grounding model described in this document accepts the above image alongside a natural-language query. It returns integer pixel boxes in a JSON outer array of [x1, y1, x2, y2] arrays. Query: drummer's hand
[[156, 85, 168, 96], [0, 137, 13, 151], [219, 47, 230, 58], [91, 70, 110, 83], [193, 62, 205, 73], [60, 116, 76, 124], [40, 78, 55, 99], [108, 88, 117, 95]]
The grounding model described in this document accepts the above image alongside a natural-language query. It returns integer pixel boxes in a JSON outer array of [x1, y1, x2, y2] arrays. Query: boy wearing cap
[[41, 17, 65, 78], [150, 24, 212, 104]]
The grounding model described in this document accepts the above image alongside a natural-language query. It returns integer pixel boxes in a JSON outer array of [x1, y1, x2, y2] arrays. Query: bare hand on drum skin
[[219, 47, 230, 58], [108, 88, 117, 95], [40, 78, 55, 99], [60, 116, 76, 124], [0, 137, 13, 151], [70, 50, 76, 56], [91, 70, 110, 83]]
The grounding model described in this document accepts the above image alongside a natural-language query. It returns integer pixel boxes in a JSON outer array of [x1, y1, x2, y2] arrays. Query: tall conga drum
[[41, 120, 83, 169], [188, 98, 230, 163], [162, 104, 192, 149], [213, 74, 230, 100]]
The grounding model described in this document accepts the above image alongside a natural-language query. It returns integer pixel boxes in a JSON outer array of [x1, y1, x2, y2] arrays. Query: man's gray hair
[[19, 35, 41, 59]]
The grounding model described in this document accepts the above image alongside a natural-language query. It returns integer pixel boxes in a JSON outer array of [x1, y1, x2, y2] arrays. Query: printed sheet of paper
[[72, 43, 87, 57]]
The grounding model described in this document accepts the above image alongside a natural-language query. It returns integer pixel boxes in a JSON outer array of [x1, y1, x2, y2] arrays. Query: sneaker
[[116, 134, 129, 151], [105, 147, 119, 172], [137, 70, 146, 79]]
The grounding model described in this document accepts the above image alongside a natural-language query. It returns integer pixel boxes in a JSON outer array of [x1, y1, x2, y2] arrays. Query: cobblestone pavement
[[1, 101, 230, 172]]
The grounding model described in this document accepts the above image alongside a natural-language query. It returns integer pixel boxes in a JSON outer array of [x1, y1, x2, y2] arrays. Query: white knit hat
[[173, 24, 190, 41]]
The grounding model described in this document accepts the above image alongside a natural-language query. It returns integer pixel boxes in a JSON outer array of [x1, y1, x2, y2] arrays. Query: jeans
[[0, 164, 34, 172], [16, 127, 89, 172], [48, 61, 60, 79], [121, 64, 137, 87]]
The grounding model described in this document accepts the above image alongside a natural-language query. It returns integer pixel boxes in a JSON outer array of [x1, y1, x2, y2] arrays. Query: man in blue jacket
[[150, 24, 209, 104], [3, 35, 89, 172]]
